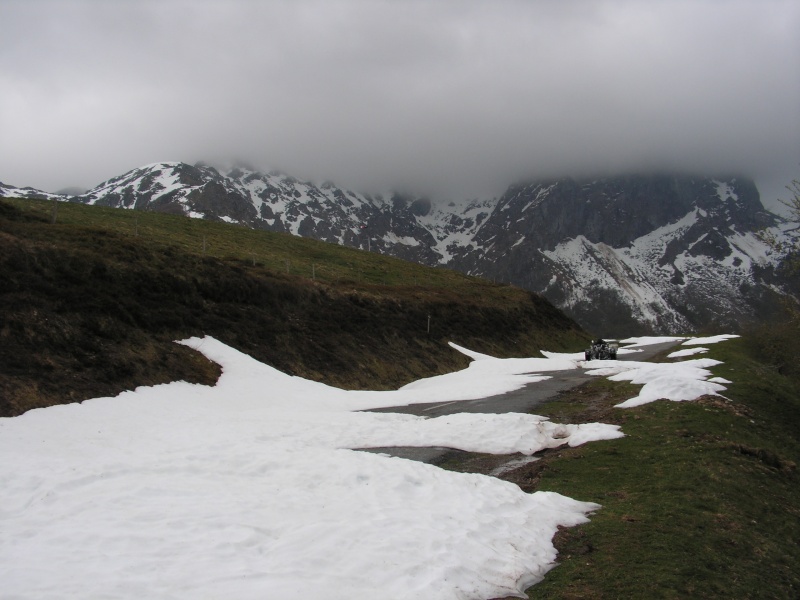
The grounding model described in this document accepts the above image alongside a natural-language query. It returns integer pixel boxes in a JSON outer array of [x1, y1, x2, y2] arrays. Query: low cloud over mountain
[[1, 1, 798, 209]]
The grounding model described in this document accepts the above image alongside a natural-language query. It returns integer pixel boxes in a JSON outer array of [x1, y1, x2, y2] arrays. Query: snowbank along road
[[362, 339, 682, 464], [0, 335, 734, 600]]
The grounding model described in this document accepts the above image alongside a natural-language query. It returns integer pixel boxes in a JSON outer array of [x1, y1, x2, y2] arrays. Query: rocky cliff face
[[469, 176, 770, 251], [448, 176, 785, 335], [2, 164, 791, 336]]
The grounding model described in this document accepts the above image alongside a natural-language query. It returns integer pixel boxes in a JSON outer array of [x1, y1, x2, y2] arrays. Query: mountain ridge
[[2, 162, 792, 335]]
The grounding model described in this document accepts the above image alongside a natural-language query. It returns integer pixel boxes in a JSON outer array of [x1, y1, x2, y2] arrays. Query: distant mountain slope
[[449, 175, 789, 335], [2, 165, 792, 335], [0, 181, 63, 201], [65, 162, 442, 264]]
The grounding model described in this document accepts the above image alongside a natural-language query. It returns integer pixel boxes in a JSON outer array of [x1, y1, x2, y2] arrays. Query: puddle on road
[[489, 455, 540, 477]]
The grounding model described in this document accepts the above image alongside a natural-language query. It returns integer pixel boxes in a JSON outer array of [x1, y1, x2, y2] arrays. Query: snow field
[[668, 347, 708, 358], [0, 334, 736, 599], [588, 335, 737, 408]]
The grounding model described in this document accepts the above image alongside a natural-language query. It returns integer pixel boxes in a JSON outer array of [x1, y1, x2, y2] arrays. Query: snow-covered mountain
[[1, 163, 792, 335], [63, 162, 445, 264], [0, 181, 64, 202], [447, 176, 792, 335]]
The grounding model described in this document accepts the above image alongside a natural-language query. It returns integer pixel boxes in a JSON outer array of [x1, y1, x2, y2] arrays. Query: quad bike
[[584, 339, 618, 361]]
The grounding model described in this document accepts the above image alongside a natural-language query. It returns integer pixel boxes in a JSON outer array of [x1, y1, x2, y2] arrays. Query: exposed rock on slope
[[450, 176, 786, 335]]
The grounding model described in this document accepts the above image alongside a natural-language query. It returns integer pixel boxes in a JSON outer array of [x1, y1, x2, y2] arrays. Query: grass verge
[[442, 338, 800, 598], [517, 338, 800, 598]]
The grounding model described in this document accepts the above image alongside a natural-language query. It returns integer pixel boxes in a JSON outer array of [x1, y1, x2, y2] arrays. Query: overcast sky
[[2, 0, 798, 208]]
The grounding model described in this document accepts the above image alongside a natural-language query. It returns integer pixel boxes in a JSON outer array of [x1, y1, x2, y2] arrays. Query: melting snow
[[600, 358, 726, 408], [585, 335, 736, 408], [668, 347, 709, 358], [683, 334, 740, 346], [0, 334, 739, 598], [383, 233, 420, 246], [150, 164, 185, 197]]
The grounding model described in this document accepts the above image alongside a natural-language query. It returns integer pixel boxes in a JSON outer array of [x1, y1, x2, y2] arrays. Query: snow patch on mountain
[[540, 200, 781, 333], [0, 181, 64, 201], [417, 199, 494, 263], [713, 179, 739, 202], [543, 236, 681, 330]]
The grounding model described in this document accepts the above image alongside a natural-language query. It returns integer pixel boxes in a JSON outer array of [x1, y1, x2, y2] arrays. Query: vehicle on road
[[585, 339, 618, 360]]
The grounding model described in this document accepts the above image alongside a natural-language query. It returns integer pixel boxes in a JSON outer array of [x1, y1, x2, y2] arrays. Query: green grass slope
[[499, 336, 800, 598], [0, 198, 587, 417]]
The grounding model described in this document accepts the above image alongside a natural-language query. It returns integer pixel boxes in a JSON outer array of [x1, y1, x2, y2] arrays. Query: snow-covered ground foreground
[[0, 335, 735, 599]]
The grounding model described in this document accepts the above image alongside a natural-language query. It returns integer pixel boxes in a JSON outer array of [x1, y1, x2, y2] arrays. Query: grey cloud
[[1, 0, 798, 209]]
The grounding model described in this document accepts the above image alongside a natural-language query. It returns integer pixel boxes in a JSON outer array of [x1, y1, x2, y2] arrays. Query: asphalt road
[[359, 340, 679, 464]]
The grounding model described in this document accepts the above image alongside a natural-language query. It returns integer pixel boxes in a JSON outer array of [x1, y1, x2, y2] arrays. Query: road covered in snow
[[0, 335, 736, 599]]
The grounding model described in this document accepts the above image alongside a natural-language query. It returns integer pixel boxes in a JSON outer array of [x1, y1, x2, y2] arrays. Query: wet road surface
[[359, 341, 679, 464]]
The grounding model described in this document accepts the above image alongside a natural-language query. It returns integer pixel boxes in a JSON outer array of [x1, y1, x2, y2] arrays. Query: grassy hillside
[[485, 335, 799, 598], [0, 198, 587, 417]]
